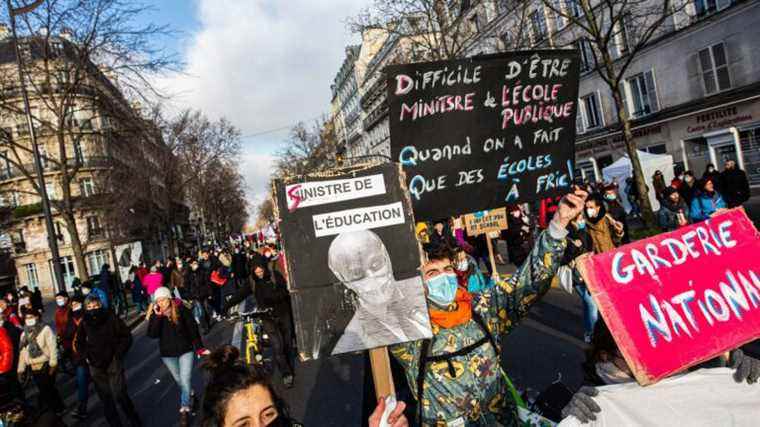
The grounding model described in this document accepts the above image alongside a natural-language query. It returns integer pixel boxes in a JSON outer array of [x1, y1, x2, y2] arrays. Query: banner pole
[[369, 347, 396, 399], [486, 236, 499, 281]]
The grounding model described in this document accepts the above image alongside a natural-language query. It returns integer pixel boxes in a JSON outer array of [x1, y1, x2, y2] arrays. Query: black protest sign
[[387, 50, 580, 221], [274, 163, 432, 360]]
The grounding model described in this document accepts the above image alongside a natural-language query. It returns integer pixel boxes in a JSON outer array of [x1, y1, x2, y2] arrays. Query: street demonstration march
[[2, 2, 760, 427]]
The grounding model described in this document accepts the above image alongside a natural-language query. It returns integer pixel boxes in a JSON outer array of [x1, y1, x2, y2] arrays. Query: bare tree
[[542, 0, 689, 226], [0, 0, 176, 277], [159, 109, 245, 245], [256, 197, 274, 227], [273, 120, 333, 177]]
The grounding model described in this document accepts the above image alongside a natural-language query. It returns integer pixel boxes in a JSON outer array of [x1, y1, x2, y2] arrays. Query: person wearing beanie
[[147, 287, 208, 425]]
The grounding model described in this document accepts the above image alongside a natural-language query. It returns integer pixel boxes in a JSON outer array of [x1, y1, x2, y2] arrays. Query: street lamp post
[[6, 0, 66, 292]]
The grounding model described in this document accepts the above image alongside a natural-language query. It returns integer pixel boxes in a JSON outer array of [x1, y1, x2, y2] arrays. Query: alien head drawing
[[327, 230, 395, 309]]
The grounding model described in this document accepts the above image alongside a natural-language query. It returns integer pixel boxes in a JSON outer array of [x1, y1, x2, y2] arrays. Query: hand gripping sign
[[578, 208, 760, 385]]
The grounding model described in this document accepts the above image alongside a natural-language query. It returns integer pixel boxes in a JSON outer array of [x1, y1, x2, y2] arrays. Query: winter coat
[[17, 325, 57, 373], [147, 303, 201, 357], [54, 306, 69, 338], [74, 311, 132, 369], [562, 224, 594, 265], [391, 226, 568, 426], [659, 199, 690, 231], [1, 322, 20, 372], [0, 327, 12, 374], [719, 168, 751, 208], [2, 306, 20, 328], [60, 313, 87, 365], [690, 192, 727, 222], [679, 181, 697, 205], [428, 229, 457, 254], [130, 276, 146, 303], [605, 200, 630, 244], [99, 269, 113, 293], [143, 272, 164, 297], [503, 214, 531, 266], [454, 254, 491, 294], [231, 252, 248, 278], [186, 268, 211, 301], [170, 269, 185, 291], [587, 216, 622, 254]]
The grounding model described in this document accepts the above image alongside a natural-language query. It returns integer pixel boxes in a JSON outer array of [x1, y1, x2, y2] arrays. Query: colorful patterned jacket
[[391, 223, 568, 426]]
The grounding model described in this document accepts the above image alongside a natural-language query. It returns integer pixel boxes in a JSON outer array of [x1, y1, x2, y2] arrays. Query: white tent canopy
[[602, 150, 675, 212]]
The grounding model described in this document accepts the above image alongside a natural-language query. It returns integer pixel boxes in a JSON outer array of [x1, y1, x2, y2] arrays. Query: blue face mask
[[426, 273, 458, 307], [576, 219, 586, 230]]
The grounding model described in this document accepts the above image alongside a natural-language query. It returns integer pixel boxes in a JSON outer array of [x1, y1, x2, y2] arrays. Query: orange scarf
[[429, 288, 473, 329]]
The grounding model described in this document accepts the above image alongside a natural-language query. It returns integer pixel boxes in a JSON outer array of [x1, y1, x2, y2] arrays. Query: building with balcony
[[0, 32, 186, 296], [330, 46, 364, 158], [336, 0, 760, 191], [457, 0, 760, 186]]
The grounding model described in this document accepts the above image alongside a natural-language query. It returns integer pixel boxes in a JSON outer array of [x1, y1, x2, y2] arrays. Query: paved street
[[29, 282, 586, 427]]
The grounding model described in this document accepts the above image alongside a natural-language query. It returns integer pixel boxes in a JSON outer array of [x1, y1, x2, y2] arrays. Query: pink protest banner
[[578, 208, 760, 385]]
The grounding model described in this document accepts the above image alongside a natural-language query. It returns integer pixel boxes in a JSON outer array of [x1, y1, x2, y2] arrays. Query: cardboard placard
[[578, 209, 760, 385], [386, 50, 580, 221], [464, 208, 508, 236], [274, 163, 432, 361]]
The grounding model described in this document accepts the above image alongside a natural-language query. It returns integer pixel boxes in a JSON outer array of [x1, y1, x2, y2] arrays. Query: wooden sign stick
[[486, 236, 499, 281], [369, 346, 396, 399]]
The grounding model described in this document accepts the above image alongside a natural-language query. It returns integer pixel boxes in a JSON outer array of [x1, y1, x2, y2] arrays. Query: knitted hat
[[153, 287, 172, 301]]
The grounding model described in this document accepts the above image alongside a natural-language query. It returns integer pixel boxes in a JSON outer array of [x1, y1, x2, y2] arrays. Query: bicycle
[[233, 307, 274, 370]]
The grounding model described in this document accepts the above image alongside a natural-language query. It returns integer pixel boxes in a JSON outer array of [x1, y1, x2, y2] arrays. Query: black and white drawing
[[275, 163, 432, 360]]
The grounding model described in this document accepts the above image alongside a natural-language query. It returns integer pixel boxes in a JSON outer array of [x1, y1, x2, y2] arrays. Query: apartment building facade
[[0, 33, 184, 296], [333, 0, 760, 189]]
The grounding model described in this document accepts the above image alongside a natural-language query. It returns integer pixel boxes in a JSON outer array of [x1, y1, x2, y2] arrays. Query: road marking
[[523, 318, 590, 351]]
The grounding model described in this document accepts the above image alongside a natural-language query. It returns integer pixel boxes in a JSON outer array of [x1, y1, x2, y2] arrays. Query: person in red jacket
[[0, 297, 21, 328], [53, 291, 70, 339], [0, 326, 12, 375]]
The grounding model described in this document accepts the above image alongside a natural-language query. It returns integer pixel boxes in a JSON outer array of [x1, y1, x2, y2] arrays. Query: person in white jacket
[[18, 308, 64, 414]]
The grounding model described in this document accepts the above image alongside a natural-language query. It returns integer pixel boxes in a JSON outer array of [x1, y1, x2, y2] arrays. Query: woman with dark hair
[[201, 346, 408, 427], [690, 177, 727, 222]]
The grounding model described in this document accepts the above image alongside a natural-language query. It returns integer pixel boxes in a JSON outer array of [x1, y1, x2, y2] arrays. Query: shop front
[[575, 95, 760, 188]]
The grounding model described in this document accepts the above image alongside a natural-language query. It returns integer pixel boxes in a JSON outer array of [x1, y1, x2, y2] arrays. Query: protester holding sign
[[390, 189, 587, 426], [561, 320, 760, 424]]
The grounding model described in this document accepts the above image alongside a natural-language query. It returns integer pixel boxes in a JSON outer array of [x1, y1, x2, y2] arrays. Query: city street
[[35, 280, 587, 426]]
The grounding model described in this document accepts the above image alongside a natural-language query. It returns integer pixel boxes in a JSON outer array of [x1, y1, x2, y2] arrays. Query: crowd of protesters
[[0, 158, 756, 427]]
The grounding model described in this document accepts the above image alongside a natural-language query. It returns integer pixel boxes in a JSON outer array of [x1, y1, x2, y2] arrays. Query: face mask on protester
[[511, 211, 521, 218], [84, 307, 105, 324], [56, 298, 66, 307], [585, 208, 598, 218], [426, 273, 459, 307], [18, 297, 29, 306], [576, 219, 586, 230], [604, 193, 616, 201], [25, 318, 37, 327], [82, 287, 91, 296], [455, 259, 469, 272]]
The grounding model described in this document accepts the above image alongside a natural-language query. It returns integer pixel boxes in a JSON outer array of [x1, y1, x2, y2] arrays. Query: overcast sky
[[148, 0, 368, 216]]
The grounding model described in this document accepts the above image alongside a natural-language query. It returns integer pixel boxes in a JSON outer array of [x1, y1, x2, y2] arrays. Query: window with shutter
[[698, 43, 731, 95], [626, 70, 659, 118]]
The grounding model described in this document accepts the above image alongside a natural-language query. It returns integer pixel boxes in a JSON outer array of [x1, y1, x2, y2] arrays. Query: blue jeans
[[192, 301, 208, 331], [76, 365, 90, 411], [574, 283, 599, 336], [161, 352, 194, 408]]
